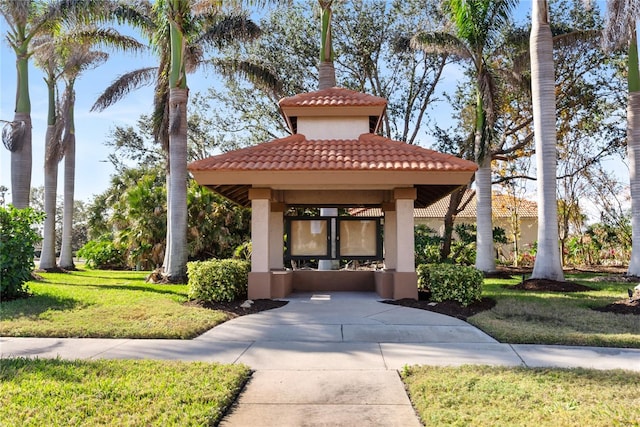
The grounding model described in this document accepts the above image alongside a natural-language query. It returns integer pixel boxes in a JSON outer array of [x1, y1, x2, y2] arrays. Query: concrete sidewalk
[[2, 292, 639, 426]]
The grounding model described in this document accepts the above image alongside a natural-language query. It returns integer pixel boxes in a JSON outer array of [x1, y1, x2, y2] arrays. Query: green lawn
[[468, 273, 640, 348], [0, 357, 250, 426], [0, 269, 228, 339], [402, 365, 640, 427]]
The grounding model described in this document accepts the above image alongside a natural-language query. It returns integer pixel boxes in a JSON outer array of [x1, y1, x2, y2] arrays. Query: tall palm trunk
[[162, 3, 189, 282], [626, 33, 640, 276], [166, 87, 188, 281], [318, 0, 336, 89], [475, 157, 494, 271], [317, 0, 338, 271], [59, 85, 76, 269], [39, 128, 60, 270], [530, 0, 564, 281], [10, 48, 32, 208]]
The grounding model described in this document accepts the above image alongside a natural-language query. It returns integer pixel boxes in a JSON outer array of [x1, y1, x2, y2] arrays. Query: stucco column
[[393, 188, 418, 300], [382, 202, 397, 270], [248, 188, 272, 299], [269, 203, 285, 270], [395, 188, 416, 272]]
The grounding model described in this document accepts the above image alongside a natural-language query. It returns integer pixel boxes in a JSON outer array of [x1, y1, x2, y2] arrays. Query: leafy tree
[[206, 0, 450, 146], [0, 206, 44, 300]]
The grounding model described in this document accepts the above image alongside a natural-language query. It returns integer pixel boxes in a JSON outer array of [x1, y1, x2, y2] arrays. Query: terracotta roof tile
[[279, 87, 387, 108], [189, 133, 477, 172]]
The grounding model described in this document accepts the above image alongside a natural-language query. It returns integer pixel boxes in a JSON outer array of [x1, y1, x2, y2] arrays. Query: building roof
[[351, 190, 538, 219], [189, 133, 475, 172], [190, 86, 476, 208], [279, 87, 387, 108]]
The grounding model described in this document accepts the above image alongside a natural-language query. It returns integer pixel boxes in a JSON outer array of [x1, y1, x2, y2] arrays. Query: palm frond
[[0, 0, 32, 28], [207, 58, 283, 96], [410, 31, 471, 61], [60, 28, 147, 54], [91, 67, 158, 111], [185, 43, 204, 74], [2, 120, 26, 152], [64, 50, 109, 77], [195, 14, 261, 49], [153, 59, 170, 150], [553, 29, 600, 49]]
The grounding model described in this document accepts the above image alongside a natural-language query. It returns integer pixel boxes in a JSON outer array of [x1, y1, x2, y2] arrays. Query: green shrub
[[187, 259, 250, 302], [77, 237, 126, 269], [0, 206, 44, 300], [417, 263, 483, 306], [233, 241, 252, 261]]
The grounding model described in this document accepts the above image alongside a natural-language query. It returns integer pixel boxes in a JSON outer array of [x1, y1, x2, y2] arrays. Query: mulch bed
[[509, 278, 593, 292], [184, 299, 288, 318], [593, 299, 640, 315], [384, 296, 496, 321]]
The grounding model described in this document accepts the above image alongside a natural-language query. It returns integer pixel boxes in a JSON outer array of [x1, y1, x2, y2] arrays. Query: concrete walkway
[[2, 292, 639, 426]]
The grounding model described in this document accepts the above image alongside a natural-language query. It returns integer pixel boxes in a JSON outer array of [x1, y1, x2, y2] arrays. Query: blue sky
[[0, 0, 614, 205]]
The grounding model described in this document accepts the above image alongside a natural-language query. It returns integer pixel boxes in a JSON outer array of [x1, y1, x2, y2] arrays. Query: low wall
[[248, 269, 417, 300], [292, 270, 375, 292]]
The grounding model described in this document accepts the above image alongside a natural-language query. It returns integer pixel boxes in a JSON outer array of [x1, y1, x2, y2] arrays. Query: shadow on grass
[[36, 281, 187, 298], [0, 293, 83, 320]]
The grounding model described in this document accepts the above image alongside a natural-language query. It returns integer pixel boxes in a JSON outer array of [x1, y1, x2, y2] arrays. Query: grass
[[0, 269, 229, 339], [401, 365, 640, 427], [469, 273, 640, 348], [0, 357, 250, 426]]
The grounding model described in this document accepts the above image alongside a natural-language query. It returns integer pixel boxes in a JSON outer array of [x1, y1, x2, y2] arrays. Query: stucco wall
[[415, 217, 537, 262]]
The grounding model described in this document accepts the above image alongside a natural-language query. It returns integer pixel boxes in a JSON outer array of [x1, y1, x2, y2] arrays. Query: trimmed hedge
[[417, 263, 483, 307], [187, 259, 250, 302]]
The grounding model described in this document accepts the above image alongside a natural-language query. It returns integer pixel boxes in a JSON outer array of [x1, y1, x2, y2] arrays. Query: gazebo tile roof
[[278, 87, 387, 108], [189, 133, 476, 172]]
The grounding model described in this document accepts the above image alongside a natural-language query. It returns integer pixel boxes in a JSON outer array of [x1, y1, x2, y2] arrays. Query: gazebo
[[188, 87, 477, 300]]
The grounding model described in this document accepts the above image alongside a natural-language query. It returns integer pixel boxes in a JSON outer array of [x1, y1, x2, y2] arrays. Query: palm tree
[[33, 23, 143, 271], [0, 0, 122, 208], [32, 34, 64, 270], [529, 0, 564, 281], [92, 0, 282, 282], [602, 0, 640, 276], [58, 27, 143, 269], [317, 0, 338, 270], [318, 0, 336, 89], [410, 0, 517, 273]]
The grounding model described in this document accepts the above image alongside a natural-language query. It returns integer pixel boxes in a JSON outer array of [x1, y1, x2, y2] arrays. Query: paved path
[[2, 292, 639, 426]]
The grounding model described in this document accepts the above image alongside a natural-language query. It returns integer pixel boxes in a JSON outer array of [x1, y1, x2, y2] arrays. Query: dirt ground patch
[[510, 278, 594, 292], [184, 299, 288, 318], [593, 299, 640, 315], [384, 297, 496, 321]]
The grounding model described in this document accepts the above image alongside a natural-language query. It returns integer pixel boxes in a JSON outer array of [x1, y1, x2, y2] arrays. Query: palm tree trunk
[[626, 34, 640, 276], [165, 87, 188, 281], [318, 1, 336, 89], [59, 93, 76, 269], [475, 157, 495, 272], [530, 0, 564, 281], [10, 112, 32, 209], [39, 124, 59, 270], [317, 0, 337, 270]]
